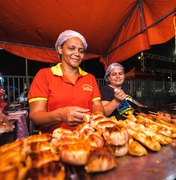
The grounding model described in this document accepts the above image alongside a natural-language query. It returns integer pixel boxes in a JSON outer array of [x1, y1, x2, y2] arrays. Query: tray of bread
[[0, 111, 176, 179]]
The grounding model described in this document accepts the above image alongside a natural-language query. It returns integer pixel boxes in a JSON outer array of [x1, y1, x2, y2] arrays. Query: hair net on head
[[104, 63, 125, 84], [55, 30, 88, 52]]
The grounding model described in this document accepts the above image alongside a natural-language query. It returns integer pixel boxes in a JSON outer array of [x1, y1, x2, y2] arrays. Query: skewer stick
[[148, 111, 157, 115]]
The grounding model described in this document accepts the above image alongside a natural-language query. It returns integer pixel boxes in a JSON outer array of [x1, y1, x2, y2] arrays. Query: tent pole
[[25, 58, 29, 90], [174, 13, 176, 54]]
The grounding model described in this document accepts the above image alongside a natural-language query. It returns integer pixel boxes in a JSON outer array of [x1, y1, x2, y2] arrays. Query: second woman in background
[[100, 63, 145, 119]]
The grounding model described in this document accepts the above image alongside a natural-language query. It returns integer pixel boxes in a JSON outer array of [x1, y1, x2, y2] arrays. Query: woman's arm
[[101, 99, 121, 116], [101, 89, 126, 116], [92, 100, 104, 115], [29, 100, 90, 127]]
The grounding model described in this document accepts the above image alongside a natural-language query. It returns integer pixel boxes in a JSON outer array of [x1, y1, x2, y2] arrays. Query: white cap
[[55, 30, 88, 51]]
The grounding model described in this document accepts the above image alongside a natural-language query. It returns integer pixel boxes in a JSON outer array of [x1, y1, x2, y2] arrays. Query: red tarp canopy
[[0, 0, 175, 67], [125, 67, 156, 79]]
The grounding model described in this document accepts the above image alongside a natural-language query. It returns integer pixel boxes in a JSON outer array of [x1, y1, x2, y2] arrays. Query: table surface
[[71, 145, 176, 180]]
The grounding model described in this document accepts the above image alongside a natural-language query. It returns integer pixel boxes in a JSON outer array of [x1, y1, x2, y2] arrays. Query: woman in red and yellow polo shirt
[[28, 30, 104, 133]]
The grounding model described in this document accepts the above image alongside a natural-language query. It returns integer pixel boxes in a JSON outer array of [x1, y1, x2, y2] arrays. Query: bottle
[[114, 89, 134, 115]]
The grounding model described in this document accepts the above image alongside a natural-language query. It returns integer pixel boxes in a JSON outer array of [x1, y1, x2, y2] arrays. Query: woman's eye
[[68, 47, 75, 50], [79, 49, 85, 53], [67, 46, 85, 53], [111, 73, 116, 76], [111, 73, 123, 76]]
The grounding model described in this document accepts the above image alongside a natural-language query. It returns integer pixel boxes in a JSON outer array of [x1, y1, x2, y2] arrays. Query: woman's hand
[[114, 89, 126, 102], [29, 100, 90, 127], [55, 106, 90, 126]]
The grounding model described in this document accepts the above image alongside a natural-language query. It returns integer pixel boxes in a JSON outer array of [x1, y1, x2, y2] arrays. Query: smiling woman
[[27, 30, 104, 133], [100, 62, 146, 119]]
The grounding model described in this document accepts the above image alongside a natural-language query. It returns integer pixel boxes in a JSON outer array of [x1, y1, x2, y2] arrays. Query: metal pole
[[174, 14, 176, 54], [25, 58, 29, 90]]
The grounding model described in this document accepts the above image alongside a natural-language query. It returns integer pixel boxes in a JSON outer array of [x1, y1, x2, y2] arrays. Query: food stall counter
[[88, 144, 176, 180]]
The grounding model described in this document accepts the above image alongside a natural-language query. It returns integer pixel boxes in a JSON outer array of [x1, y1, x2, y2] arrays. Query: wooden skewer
[[148, 111, 157, 115]]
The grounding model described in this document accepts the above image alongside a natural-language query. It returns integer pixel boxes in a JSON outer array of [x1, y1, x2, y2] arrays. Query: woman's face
[[108, 66, 125, 87], [58, 37, 85, 68]]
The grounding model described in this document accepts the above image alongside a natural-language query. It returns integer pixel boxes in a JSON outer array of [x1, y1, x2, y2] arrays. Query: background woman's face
[[108, 66, 125, 87], [58, 37, 85, 68]]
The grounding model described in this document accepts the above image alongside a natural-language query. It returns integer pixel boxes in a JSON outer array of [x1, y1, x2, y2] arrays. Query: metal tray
[[68, 144, 176, 180], [89, 145, 176, 180]]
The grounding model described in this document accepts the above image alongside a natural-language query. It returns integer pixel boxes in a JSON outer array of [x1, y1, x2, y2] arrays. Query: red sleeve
[[27, 68, 51, 100]]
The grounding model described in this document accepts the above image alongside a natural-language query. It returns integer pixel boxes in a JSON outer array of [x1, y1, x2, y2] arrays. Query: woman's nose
[[74, 49, 80, 56]]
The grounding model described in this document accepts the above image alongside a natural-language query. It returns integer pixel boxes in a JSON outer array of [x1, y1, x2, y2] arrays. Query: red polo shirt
[[28, 63, 101, 132]]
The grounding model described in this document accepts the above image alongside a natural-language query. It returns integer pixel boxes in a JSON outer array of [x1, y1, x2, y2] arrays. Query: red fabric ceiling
[[0, 0, 175, 67]]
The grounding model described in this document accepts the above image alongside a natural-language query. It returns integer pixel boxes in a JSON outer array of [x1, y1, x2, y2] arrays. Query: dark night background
[[0, 38, 175, 78]]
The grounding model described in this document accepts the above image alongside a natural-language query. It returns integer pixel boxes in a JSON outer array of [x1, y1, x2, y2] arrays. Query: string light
[[143, 52, 176, 63], [137, 52, 176, 74]]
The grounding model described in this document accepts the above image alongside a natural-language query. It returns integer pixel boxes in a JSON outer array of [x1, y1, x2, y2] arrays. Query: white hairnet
[[104, 63, 125, 84], [55, 30, 88, 51]]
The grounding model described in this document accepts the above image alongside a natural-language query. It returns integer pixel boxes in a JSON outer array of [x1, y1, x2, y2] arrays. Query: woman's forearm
[[29, 109, 62, 126], [103, 99, 121, 116], [92, 104, 104, 115]]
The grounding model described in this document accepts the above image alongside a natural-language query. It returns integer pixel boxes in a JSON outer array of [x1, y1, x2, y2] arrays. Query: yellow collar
[[51, 63, 88, 76]]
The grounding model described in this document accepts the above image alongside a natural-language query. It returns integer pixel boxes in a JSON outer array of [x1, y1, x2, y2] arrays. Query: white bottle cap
[[114, 89, 120, 93]]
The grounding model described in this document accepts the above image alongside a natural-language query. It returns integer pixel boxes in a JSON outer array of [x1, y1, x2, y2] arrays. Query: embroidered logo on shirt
[[82, 84, 93, 91]]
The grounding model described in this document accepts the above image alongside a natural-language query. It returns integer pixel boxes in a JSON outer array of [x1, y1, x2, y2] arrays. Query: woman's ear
[[108, 76, 110, 82], [58, 46, 62, 55]]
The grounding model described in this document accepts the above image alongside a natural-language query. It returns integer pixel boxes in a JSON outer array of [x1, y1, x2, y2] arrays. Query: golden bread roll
[[52, 127, 79, 139], [26, 161, 65, 180], [28, 141, 56, 153], [0, 139, 24, 153], [85, 147, 116, 173], [128, 137, 148, 156], [107, 143, 128, 157], [130, 129, 161, 151], [85, 131, 104, 148], [28, 149, 60, 168], [76, 122, 95, 135], [25, 133, 52, 144], [103, 125, 129, 146], [60, 143, 90, 165], [90, 115, 108, 129], [95, 120, 116, 134], [125, 119, 172, 145]]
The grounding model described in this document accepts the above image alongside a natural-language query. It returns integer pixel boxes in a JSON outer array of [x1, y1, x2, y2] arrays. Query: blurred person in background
[[0, 86, 8, 114]]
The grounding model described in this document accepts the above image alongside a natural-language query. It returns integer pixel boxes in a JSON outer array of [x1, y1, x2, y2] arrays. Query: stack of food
[[0, 113, 15, 134], [0, 111, 176, 179], [0, 133, 65, 179]]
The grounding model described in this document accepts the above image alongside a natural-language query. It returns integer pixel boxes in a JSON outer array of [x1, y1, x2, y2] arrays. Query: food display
[[0, 111, 176, 179], [0, 113, 15, 134]]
